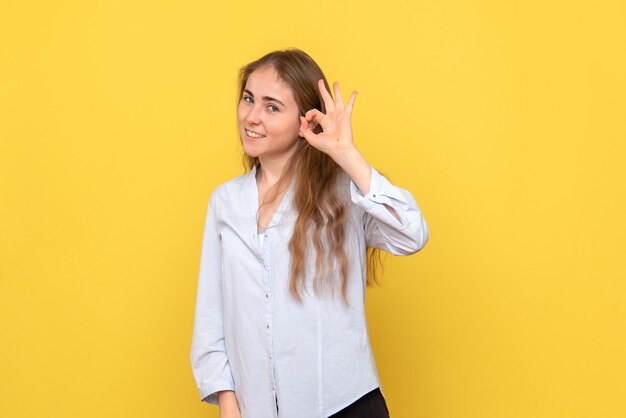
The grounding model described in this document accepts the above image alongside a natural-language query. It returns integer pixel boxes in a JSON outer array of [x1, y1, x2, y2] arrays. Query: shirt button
[[266, 323, 270, 329], [265, 293, 269, 298], [373, 193, 377, 197]]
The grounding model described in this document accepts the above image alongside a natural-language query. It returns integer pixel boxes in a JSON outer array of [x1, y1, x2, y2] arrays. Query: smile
[[246, 129, 266, 138]]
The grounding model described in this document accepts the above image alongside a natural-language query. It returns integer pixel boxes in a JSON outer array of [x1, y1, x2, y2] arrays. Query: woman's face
[[237, 65, 302, 160]]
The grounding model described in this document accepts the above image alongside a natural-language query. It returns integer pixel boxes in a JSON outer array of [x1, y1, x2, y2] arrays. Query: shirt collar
[[247, 162, 296, 229]]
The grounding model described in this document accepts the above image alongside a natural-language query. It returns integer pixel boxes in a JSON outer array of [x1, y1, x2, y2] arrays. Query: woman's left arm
[[299, 80, 429, 255]]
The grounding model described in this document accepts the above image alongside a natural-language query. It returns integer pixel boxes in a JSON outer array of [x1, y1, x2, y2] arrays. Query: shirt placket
[[260, 228, 279, 417]]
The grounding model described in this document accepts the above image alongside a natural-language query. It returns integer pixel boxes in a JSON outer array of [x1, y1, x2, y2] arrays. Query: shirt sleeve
[[190, 192, 236, 404], [349, 165, 429, 255]]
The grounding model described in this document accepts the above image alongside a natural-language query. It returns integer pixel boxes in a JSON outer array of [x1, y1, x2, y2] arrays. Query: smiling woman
[[190, 48, 429, 418], [237, 65, 302, 164]]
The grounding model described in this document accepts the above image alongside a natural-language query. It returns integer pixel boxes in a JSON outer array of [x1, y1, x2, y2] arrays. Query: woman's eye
[[268, 105, 279, 112], [243, 96, 253, 103]]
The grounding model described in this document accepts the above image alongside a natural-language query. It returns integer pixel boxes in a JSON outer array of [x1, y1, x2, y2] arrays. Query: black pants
[[327, 387, 390, 418]]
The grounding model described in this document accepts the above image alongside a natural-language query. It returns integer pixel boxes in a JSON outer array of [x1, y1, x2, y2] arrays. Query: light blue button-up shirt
[[190, 162, 429, 418]]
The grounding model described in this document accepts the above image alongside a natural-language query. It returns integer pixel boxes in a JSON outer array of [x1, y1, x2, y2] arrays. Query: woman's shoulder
[[206, 169, 253, 206], [218, 170, 251, 192]]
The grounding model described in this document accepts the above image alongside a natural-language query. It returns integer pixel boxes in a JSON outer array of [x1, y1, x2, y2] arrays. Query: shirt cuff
[[349, 166, 408, 214], [200, 380, 236, 405]]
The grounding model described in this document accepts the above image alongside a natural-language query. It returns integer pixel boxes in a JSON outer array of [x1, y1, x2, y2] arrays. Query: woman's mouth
[[245, 129, 266, 139]]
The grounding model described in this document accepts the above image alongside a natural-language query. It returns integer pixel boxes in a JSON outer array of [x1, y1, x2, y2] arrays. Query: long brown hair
[[236, 48, 385, 305]]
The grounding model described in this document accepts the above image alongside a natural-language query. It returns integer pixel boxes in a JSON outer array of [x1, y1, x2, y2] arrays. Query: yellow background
[[1, 0, 624, 417]]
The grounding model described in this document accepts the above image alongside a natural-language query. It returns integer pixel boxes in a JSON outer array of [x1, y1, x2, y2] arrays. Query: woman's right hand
[[218, 390, 241, 418]]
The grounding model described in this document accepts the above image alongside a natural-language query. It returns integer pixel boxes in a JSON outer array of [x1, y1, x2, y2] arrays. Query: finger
[[346, 90, 358, 115], [333, 82, 344, 109], [318, 79, 335, 112], [302, 113, 318, 131], [299, 116, 317, 142], [298, 116, 308, 135], [305, 108, 328, 129]]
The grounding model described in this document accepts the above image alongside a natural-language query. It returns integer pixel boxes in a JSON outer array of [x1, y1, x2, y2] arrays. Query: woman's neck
[[257, 149, 295, 186]]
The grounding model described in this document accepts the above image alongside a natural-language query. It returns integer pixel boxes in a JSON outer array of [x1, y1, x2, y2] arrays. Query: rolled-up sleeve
[[190, 192, 235, 404], [349, 166, 429, 255]]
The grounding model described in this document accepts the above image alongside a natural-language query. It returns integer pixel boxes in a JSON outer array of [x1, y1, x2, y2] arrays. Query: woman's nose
[[245, 105, 262, 124]]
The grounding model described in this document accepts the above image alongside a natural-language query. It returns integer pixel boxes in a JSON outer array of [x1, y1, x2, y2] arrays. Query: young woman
[[190, 48, 429, 418]]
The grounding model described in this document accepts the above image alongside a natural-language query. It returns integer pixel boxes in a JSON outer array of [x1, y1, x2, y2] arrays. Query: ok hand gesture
[[298, 79, 358, 159]]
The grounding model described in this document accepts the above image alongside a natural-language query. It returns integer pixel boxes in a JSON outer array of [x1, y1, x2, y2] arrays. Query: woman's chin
[[242, 144, 262, 158]]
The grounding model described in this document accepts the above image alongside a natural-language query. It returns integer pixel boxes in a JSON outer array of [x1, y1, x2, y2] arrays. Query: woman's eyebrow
[[243, 89, 285, 107]]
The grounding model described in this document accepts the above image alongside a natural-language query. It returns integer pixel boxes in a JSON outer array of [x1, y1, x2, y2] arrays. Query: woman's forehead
[[245, 66, 294, 103]]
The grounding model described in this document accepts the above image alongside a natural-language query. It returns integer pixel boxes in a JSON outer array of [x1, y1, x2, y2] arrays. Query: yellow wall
[[1, 1, 624, 417]]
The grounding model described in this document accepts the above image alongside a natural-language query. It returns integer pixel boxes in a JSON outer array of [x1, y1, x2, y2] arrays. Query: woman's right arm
[[190, 191, 239, 412], [217, 390, 242, 418]]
